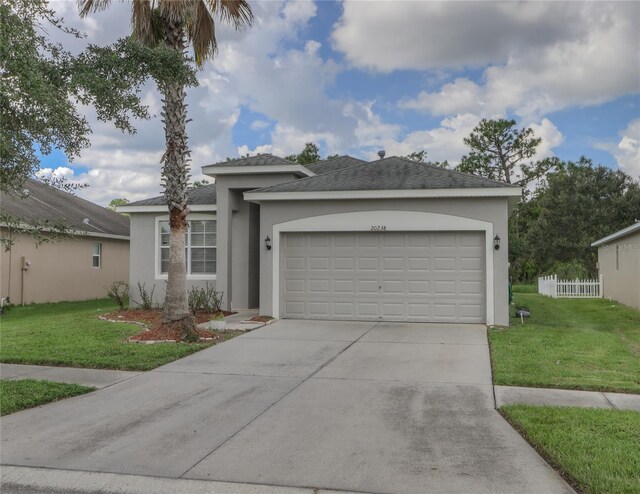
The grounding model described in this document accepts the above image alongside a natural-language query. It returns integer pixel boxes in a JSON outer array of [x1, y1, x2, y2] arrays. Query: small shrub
[[107, 281, 129, 310], [211, 311, 225, 321], [188, 283, 224, 314], [134, 282, 155, 310]]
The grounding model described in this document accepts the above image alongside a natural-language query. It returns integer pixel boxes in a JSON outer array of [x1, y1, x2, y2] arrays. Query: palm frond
[[212, 0, 253, 30], [131, 0, 157, 45], [158, 0, 192, 24], [77, 0, 112, 18], [189, 1, 216, 66]]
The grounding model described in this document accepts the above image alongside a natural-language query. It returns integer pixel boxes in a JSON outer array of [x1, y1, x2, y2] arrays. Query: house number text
[[371, 225, 387, 231]]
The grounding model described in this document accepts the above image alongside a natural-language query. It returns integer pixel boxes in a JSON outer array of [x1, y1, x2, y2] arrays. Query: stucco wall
[[214, 173, 300, 310], [0, 229, 129, 304], [129, 212, 217, 308], [597, 230, 640, 310], [257, 197, 511, 326]]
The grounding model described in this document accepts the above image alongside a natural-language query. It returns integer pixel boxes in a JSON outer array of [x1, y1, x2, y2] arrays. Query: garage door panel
[[408, 257, 430, 271], [309, 280, 330, 293], [382, 257, 404, 270], [358, 280, 380, 293], [284, 279, 305, 293], [434, 257, 456, 271], [434, 280, 456, 295], [309, 257, 330, 270], [333, 257, 354, 270], [285, 257, 305, 270], [381, 303, 404, 317], [282, 231, 485, 323], [357, 234, 379, 248], [382, 280, 404, 293], [357, 258, 379, 270], [408, 280, 430, 294], [460, 257, 483, 271], [357, 302, 379, 318]]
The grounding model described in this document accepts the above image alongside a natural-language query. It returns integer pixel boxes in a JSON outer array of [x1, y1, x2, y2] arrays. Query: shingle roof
[[253, 156, 518, 193], [206, 154, 297, 168], [1, 178, 130, 237], [126, 183, 217, 206], [305, 156, 366, 175]]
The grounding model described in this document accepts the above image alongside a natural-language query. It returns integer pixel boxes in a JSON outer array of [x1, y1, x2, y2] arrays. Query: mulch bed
[[101, 309, 236, 343], [246, 315, 275, 323]]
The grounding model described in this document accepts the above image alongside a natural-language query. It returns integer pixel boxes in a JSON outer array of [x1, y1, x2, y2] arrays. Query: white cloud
[[339, 2, 640, 119], [597, 119, 640, 177], [528, 119, 565, 160], [333, 1, 584, 72]]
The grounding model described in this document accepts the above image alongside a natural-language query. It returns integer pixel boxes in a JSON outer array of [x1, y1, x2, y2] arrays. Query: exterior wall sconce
[[494, 235, 501, 251], [265, 236, 272, 251]]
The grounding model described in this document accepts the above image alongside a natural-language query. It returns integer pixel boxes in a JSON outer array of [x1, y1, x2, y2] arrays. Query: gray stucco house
[[121, 155, 521, 326], [592, 222, 640, 310]]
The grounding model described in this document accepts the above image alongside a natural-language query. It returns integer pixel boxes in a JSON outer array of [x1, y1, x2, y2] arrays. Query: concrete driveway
[[1, 320, 572, 494]]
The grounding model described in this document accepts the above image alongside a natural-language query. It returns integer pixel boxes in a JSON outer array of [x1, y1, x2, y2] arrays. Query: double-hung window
[[159, 219, 216, 275], [92, 243, 102, 268]]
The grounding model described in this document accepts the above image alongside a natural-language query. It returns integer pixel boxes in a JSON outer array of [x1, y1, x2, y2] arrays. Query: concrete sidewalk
[[4, 362, 638, 412], [495, 385, 640, 411], [0, 363, 140, 389], [1, 466, 353, 494]]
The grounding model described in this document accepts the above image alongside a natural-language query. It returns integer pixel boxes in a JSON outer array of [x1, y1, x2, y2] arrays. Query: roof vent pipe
[[378, 150, 386, 159]]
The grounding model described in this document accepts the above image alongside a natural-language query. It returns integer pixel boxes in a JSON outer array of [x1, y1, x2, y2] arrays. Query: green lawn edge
[[500, 405, 640, 494], [488, 294, 640, 394], [0, 299, 240, 371], [0, 379, 95, 416]]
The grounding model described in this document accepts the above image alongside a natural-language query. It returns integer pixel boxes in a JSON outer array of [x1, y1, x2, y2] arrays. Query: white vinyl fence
[[538, 275, 603, 299]]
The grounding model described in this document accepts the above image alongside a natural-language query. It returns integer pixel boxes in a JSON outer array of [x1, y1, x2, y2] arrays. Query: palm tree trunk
[[160, 17, 194, 334]]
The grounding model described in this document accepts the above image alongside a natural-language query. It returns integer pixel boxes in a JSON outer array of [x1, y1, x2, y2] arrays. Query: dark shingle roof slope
[[126, 183, 217, 206], [1, 178, 129, 237], [205, 154, 297, 168], [305, 155, 366, 175], [253, 157, 517, 193]]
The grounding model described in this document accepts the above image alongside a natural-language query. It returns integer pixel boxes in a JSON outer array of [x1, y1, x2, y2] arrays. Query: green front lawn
[[489, 294, 640, 393], [0, 379, 94, 416], [0, 299, 221, 371], [502, 405, 640, 494]]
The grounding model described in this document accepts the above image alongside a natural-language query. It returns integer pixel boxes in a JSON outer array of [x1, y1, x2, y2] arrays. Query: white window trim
[[92, 243, 102, 269], [271, 210, 496, 325], [154, 214, 217, 280]]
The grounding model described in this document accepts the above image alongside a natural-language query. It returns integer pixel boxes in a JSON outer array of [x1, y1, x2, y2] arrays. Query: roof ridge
[[255, 157, 375, 192], [210, 153, 298, 167], [392, 156, 517, 188]]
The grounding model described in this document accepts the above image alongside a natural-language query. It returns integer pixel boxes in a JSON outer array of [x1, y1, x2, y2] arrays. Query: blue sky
[[43, 1, 639, 205]]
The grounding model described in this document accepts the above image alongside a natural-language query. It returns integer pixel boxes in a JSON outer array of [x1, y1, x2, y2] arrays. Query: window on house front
[[159, 220, 216, 275], [92, 243, 102, 268]]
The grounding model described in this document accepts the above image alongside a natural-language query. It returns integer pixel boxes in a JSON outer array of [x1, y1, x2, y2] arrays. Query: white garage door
[[282, 231, 485, 323]]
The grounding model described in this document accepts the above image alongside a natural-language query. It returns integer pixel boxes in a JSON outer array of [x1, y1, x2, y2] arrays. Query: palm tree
[[78, 0, 252, 336]]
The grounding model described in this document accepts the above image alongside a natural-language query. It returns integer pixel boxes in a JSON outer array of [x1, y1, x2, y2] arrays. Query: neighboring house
[[1, 179, 130, 305], [121, 154, 521, 325], [592, 222, 640, 310]]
